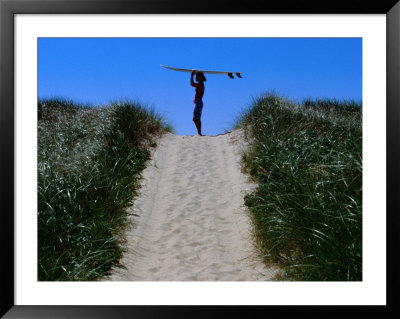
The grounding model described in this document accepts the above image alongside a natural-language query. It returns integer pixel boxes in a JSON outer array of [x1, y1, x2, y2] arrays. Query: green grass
[[38, 98, 173, 281], [236, 93, 362, 281]]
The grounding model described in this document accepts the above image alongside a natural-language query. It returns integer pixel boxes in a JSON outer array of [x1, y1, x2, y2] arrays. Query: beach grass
[[38, 98, 172, 281], [236, 93, 362, 281]]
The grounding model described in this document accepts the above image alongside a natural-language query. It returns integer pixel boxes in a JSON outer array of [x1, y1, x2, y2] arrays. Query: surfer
[[191, 70, 206, 136]]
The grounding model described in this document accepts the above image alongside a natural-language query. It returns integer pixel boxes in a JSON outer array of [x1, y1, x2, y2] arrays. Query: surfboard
[[160, 64, 243, 79]]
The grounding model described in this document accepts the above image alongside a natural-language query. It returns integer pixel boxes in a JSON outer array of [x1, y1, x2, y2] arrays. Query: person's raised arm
[[191, 70, 198, 87]]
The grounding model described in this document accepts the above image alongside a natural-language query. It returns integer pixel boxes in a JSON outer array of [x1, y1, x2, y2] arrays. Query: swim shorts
[[193, 99, 203, 119]]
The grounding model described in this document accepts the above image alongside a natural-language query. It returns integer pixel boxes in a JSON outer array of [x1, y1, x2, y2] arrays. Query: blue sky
[[38, 38, 362, 135]]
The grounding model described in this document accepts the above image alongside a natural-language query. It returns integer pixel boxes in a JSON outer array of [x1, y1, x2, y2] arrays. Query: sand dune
[[106, 130, 279, 281]]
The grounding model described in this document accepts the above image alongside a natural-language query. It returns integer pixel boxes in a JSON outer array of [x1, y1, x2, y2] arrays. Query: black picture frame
[[1, 0, 399, 318]]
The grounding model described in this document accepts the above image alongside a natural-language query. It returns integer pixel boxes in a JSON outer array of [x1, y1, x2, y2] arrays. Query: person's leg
[[196, 118, 202, 136], [193, 118, 202, 136], [192, 100, 203, 136]]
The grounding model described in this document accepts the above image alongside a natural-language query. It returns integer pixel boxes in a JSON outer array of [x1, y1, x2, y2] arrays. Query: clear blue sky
[[38, 38, 362, 136]]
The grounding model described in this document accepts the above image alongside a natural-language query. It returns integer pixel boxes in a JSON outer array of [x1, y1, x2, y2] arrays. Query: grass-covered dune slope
[[38, 99, 172, 281], [236, 93, 362, 281]]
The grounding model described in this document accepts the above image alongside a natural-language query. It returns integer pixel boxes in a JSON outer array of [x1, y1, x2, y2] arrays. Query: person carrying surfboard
[[191, 70, 206, 136]]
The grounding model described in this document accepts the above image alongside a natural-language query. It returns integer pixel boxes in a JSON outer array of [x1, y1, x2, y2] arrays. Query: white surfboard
[[160, 64, 243, 79]]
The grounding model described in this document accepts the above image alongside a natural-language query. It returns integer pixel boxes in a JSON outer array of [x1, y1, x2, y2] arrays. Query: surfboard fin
[[227, 73, 234, 79], [236, 73, 242, 78]]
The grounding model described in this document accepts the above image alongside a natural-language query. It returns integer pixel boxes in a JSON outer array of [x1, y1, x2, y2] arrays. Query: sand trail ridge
[[106, 130, 279, 281]]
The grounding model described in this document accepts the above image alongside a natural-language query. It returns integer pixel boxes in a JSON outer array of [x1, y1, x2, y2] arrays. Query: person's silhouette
[[191, 70, 206, 136]]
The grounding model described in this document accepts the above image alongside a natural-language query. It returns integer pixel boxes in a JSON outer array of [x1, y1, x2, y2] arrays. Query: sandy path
[[106, 130, 279, 281]]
